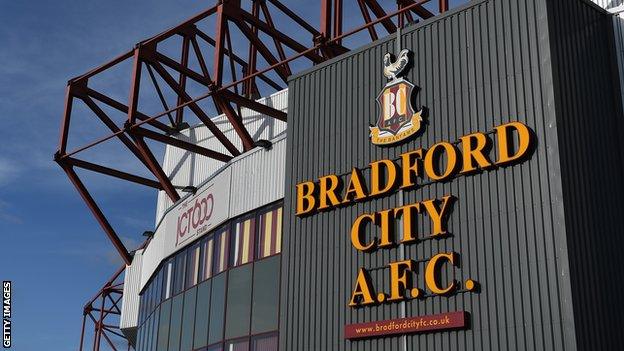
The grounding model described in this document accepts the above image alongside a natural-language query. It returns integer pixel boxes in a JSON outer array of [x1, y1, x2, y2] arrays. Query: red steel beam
[[213, 4, 227, 86], [129, 134, 181, 202], [58, 164, 132, 265], [77, 95, 153, 171], [85, 88, 175, 135], [175, 35, 191, 125], [333, 0, 343, 44], [266, 0, 320, 37], [194, 28, 283, 90], [320, 0, 332, 38], [58, 84, 73, 155], [236, 9, 324, 63], [259, 2, 292, 76], [127, 47, 143, 125], [232, 17, 290, 82], [66, 157, 163, 190], [357, 0, 379, 40], [440, 0, 449, 12], [130, 126, 234, 163], [147, 60, 242, 156], [212, 95, 255, 151], [364, 0, 397, 33], [219, 89, 287, 122]]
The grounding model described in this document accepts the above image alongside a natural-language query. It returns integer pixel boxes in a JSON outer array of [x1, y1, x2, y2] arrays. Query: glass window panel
[[251, 334, 278, 351], [154, 270, 162, 307], [156, 299, 171, 351], [230, 216, 256, 267], [186, 244, 201, 288], [251, 255, 280, 334], [168, 294, 184, 351], [150, 306, 160, 351], [165, 260, 173, 299], [180, 287, 197, 351], [159, 270, 163, 303], [257, 207, 282, 259], [194, 280, 211, 349], [202, 237, 214, 281], [225, 339, 249, 351], [225, 265, 252, 339], [174, 249, 187, 295], [212, 228, 229, 275], [146, 283, 153, 319], [207, 345, 223, 351], [208, 273, 226, 345]]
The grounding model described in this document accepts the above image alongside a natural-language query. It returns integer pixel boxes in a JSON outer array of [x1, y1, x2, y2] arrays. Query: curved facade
[[135, 202, 283, 351]]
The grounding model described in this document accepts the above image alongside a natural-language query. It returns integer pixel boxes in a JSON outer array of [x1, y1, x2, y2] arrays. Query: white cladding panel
[[140, 136, 287, 290], [230, 137, 286, 218], [592, 0, 624, 9], [120, 250, 143, 335], [155, 89, 288, 225]]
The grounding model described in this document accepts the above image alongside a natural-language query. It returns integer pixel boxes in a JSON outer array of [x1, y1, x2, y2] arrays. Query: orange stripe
[[264, 212, 273, 257], [242, 220, 251, 264], [275, 207, 282, 254]]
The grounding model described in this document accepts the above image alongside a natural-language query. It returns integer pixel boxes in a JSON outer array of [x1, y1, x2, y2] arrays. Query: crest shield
[[370, 78, 423, 145]]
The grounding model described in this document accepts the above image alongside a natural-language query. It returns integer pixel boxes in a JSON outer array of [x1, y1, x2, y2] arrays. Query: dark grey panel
[[546, 0, 624, 350], [280, 0, 584, 350]]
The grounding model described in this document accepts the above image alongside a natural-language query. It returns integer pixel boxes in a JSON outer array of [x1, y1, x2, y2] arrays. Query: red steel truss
[[79, 265, 128, 351], [57, 0, 457, 348]]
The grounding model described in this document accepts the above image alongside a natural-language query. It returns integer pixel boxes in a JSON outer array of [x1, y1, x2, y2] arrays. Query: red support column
[[175, 35, 191, 126], [127, 47, 143, 125], [333, 0, 343, 44], [440, 0, 449, 13], [320, 0, 332, 39]]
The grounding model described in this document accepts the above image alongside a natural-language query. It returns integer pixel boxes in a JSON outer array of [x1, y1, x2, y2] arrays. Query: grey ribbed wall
[[546, 0, 624, 349], [280, 0, 585, 350]]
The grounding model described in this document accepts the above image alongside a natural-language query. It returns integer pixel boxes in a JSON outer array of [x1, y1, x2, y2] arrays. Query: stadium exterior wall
[[281, 1, 624, 351]]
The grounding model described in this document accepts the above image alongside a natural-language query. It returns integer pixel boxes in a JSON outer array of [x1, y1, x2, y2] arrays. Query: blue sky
[[0, 1, 467, 350]]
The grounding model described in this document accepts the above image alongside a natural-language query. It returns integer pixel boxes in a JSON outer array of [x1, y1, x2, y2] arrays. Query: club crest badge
[[370, 47, 424, 146]]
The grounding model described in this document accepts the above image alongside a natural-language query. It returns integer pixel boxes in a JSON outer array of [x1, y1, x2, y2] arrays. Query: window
[[168, 294, 184, 351], [156, 300, 171, 351], [251, 334, 278, 351], [201, 237, 214, 281], [163, 259, 173, 300], [225, 265, 253, 339], [225, 339, 249, 351], [173, 249, 187, 295], [180, 287, 197, 351], [256, 207, 282, 259], [251, 255, 280, 334], [230, 216, 256, 267], [208, 273, 226, 345], [212, 228, 229, 275], [193, 280, 211, 349], [186, 244, 201, 288]]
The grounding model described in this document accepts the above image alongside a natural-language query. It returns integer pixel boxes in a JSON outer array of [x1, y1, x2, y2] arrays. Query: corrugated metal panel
[[546, 0, 624, 349], [229, 136, 286, 217], [120, 249, 143, 342], [281, 0, 579, 350], [155, 89, 288, 224]]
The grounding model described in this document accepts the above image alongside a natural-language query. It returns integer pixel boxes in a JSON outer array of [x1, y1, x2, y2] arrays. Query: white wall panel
[[120, 249, 143, 340], [229, 135, 286, 217]]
